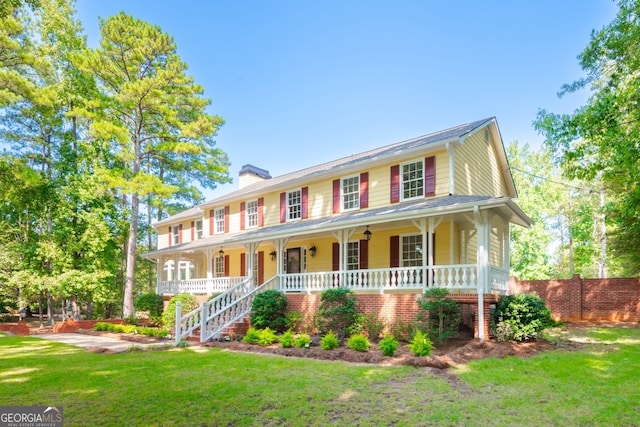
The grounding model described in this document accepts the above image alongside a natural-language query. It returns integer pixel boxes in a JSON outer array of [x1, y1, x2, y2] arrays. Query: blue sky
[[75, 1, 617, 199]]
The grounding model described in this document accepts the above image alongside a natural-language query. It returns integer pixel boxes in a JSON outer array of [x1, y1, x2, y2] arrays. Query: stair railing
[[200, 275, 279, 342]]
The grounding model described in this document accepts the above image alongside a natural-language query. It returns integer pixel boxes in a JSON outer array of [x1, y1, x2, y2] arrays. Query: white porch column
[[273, 238, 289, 290], [332, 228, 355, 287], [474, 207, 491, 341], [243, 242, 260, 286], [205, 249, 213, 280], [155, 256, 163, 294]]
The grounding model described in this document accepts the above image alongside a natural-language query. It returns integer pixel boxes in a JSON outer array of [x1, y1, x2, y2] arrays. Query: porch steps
[[219, 316, 251, 341], [180, 315, 252, 343]]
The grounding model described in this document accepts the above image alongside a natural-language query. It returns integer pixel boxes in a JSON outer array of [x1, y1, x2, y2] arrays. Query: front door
[[286, 248, 301, 274]]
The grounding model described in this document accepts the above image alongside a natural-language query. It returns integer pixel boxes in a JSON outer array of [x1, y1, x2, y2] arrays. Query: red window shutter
[[240, 253, 246, 276], [224, 255, 230, 277], [302, 186, 309, 219], [280, 192, 286, 223], [258, 251, 264, 284], [178, 224, 183, 244], [258, 198, 264, 227], [390, 165, 400, 203], [425, 156, 436, 197], [190, 221, 195, 241], [332, 179, 341, 213], [209, 210, 214, 235], [240, 202, 246, 230], [224, 206, 230, 233], [168, 227, 172, 247], [390, 235, 400, 268], [360, 172, 369, 209], [359, 239, 368, 269], [332, 242, 340, 271]]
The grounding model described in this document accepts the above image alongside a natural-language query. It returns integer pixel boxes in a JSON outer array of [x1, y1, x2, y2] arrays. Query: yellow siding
[[454, 128, 508, 197]]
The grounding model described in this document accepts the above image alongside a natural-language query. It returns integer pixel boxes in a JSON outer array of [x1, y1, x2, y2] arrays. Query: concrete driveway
[[34, 333, 163, 353]]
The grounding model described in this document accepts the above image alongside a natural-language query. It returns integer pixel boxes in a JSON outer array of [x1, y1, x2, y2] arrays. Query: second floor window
[[402, 160, 424, 200], [214, 208, 225, 234], [195, 220, 203, 239], [246, 200, 258, 228], [287, 190, 301, 221], [172, 225, 180, 245], [342, 175, 360, 211]]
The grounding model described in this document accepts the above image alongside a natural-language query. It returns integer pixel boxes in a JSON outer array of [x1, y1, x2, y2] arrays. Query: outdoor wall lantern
[[218, 248, 224, 257], [364, 225, 372, 241], [309, 245, 317, 257], [269, 250, 277, 261]]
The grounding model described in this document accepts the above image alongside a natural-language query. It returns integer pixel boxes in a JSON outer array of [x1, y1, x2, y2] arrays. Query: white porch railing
[[158, 277, 246, 295], [280, 264, 480, 294]]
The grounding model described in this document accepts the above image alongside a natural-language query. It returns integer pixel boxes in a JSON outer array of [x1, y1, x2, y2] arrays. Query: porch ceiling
[[143, 195, 531, 259]]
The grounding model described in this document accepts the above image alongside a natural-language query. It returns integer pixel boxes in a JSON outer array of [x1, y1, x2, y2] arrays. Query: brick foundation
[[286, 292, 494, 340]]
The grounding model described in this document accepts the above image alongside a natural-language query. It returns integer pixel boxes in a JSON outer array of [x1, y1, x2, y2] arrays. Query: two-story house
[[144, 117, 531, 342]]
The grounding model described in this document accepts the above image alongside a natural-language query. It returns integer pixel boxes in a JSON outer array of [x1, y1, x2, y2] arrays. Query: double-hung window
[[195, 220, 203, 239], [342, 175, 360, 211], [347, 242, 360, 270], [214, 208, 225, 234], [401, 159, 424, 201], [214, 255, 225, 277], [287, 190, 301, 221], [171, 225, 180, 245], [402, 234, 423, 267], [246, 200, 258, 228]]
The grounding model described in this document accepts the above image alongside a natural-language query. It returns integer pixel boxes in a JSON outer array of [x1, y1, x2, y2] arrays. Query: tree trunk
[[123, 192, 139, 317], [47, 291, 54, 326]]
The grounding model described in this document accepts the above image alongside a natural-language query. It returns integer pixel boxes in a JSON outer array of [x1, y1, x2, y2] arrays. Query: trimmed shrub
[[293, 333, 311, 348], [410, 330, 433, 357], [162, 294, 198, 329], [320, 331, 340, 350], [257, 328, 277, 346], [347, 334, 370, 352], [243, 327, 261, 345], [280, 330, 295, 348], [379, 335, 399, 357], [250, 290, 288, 332], [417, 288, 461, 344], [317, 288, 358, 339], [388, 318, 416, 343], [349, 313, 386, 342], [492, 293, 557, 341], [135, 293, 164, 317], [285, 311, 303, 332]]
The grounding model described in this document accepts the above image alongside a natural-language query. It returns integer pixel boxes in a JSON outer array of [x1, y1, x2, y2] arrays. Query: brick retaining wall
[[509, 275, 640, 322]]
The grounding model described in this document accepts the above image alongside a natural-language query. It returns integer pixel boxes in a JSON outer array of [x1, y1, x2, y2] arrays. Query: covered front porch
[[146, 196, 529, 341]]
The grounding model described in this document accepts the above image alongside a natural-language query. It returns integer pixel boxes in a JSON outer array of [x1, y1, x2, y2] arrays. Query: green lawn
[[1, 327, 639, 426]]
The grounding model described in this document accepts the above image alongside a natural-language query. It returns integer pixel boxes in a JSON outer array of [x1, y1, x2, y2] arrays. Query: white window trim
[[214, 207, 225, 234], [195, 219, 203, 240], [246, 199, 259, 229], [286, 189, 302, 222], [400, 233, 423, 267], [171, 225, 180, 245], [400, 158, 425, 202], [214, 255, 225, 277], [341, 174, 360, 212]]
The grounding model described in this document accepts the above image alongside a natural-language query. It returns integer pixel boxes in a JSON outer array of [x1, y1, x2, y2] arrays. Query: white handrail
[[200, 276, 279, 342]]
